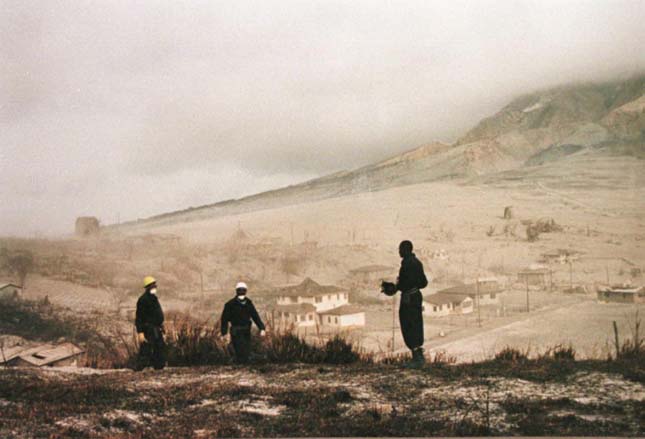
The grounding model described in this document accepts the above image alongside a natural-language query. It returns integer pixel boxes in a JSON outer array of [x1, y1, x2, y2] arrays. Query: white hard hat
[[235, 282, 248, 290]]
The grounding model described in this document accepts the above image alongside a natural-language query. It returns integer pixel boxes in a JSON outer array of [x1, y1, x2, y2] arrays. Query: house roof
[[318, 305, 364, 316], [542, 248, 581, 257], [425, 292, 472, 306], [518, 268, 550, 275], [349, 265, 395, 274], [0, 343, 39, 363], [278, 278, 343, 297], [599, 285, 644, 294], [13, 343, 84, 367], [0, 283, 21, 290], [274, 303, 317, 314], [2, 343, 84, 366], [438, 282, 501, 296]]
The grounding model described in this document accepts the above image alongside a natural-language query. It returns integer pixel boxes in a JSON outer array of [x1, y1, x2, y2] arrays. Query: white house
[[274, 303, 318, 328], [423, 293, 473, 317], [0, 283, 22, 299], [438, 278, 502, 306], [276, 278, 348, 312], [318, 305, 366, 328]]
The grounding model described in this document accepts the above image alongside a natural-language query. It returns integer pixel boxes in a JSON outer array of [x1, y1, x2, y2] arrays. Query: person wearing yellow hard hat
[[134, 276, 166, 371]]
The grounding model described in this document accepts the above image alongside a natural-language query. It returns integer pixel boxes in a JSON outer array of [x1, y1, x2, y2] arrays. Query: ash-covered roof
[[277, 278, 343, 297], [318, 305, 364, 316], [1, 343, 84, 367], [425, 292, 471, 306], [274, 303, 317, 314], [349, 265, 395, 274], [438, 281, 501, 296]]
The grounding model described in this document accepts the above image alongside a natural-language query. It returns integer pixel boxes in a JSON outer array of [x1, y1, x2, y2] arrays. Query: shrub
[[538, 344, 576, 361], [494, 347, 529, 363]]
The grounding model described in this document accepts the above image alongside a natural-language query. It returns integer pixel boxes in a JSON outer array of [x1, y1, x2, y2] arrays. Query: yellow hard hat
[[143, 276, 156, 288]]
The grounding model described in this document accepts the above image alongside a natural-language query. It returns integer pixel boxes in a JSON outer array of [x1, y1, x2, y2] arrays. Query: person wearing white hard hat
[[219, 281, 266, 363]]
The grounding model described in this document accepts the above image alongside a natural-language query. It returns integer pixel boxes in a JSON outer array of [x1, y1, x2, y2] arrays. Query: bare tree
[[281, 255, 300, 283], [5, 252, 34, 289]]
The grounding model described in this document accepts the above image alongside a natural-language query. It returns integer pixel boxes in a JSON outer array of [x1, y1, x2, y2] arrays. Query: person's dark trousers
[[136, 326, 166, 370], [399, 290, 424, 351], [231, 326, 252, 364]]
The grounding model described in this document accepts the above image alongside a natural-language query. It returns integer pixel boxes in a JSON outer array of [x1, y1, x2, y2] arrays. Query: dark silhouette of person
[[220, 282, 266, 363], [135, 276, 166, 370], [381, 240, 428, 367]]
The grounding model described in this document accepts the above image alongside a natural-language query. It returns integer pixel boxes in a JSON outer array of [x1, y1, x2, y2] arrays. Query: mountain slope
[[109, 75, 644, 231]]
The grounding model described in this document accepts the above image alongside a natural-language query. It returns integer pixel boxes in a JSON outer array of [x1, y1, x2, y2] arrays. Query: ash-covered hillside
[[108, 75, 644, 232]]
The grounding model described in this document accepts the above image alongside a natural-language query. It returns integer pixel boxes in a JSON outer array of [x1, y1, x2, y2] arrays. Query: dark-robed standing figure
[[135, 276, 166, 370], [220, 282, 266, 363], [381, 240, 428, 367]]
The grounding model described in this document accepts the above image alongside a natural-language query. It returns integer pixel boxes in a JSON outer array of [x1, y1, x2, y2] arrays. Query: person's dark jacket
[[135, 291, 164, 333], [220, 297, 265, 336], [396, 253, 428, 293]]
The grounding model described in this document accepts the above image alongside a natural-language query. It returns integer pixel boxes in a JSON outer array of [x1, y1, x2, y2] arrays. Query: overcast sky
[[1, 0, 644, 237]]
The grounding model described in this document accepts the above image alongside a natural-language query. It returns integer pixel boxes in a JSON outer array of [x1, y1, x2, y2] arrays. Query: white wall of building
[[423, 301, 452, 317], [340, 312, 365, 327], [320, 312, 365, 328], [277, 292, 349, 312], [276, 311, 317, 327]]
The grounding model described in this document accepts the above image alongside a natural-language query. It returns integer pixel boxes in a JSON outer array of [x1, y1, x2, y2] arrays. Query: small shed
[[540, 249, 581, 265], [0, 283, 22, 299], [318, 305, 365, 328], [518, 265, 550, 287], [75, 217, 100, 237], [597, 285, 644, 304]]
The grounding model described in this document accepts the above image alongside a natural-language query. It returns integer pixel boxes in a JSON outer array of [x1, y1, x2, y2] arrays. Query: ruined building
[[75, 217, 100, 237]]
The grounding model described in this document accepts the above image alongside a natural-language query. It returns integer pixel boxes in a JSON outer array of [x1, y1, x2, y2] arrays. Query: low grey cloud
[[1, 0, 644, 236]]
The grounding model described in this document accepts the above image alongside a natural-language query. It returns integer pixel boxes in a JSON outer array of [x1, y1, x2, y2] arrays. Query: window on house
[[308, 314, 313, 321], [490, 293, 496, 299], [315, 296, 322, 303], [335, 317, 338, 324], [433, 306, 437, 312]]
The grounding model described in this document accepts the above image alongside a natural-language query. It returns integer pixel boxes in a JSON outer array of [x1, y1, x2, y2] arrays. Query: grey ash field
[[1, 360, 644, 438]]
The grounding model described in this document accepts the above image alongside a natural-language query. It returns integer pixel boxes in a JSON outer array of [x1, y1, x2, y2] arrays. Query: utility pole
[[477, 278, 481, 327], [391, 295, 396, 353], [525, 277, 530, 313], [606, 265, 610, 285], [569, 261, 573, 290], [461, 254, 465, 282]]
